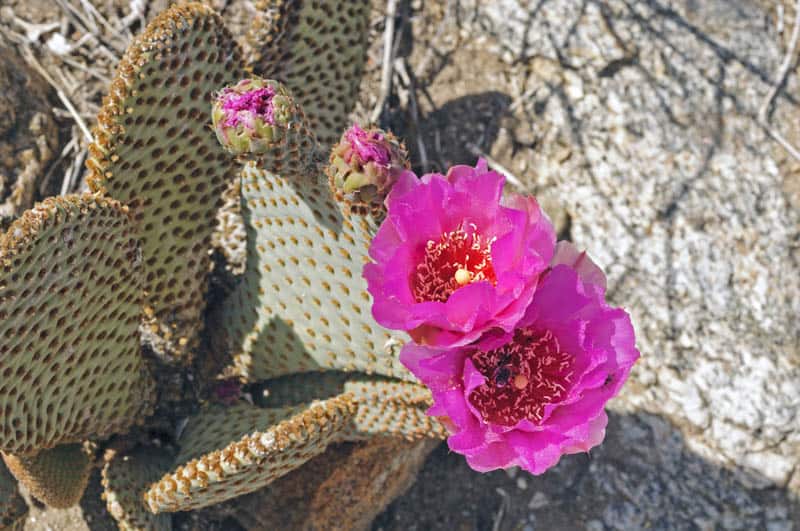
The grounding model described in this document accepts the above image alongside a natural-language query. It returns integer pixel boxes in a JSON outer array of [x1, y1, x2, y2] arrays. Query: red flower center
[[412, 223, 496, 303], [469, 328, 574, 426]]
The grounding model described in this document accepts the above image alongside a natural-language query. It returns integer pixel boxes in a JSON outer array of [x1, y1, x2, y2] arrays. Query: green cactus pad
[[2, 444, 92, 508], [102, 447, 172, 531], [212, 160, 412, 380], [0, 460, 27, 530], [87, 2, 245, 362], [144, 395, 354, 513], [259, 372, 447, 441], [210, 81, 412, 382], [0, 194, 154, 455], [244, 0, 370, 146]]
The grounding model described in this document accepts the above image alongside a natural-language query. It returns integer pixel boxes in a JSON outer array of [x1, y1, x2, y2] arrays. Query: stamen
[[412, 223, 496, 303], [469, 328, 574, 426]]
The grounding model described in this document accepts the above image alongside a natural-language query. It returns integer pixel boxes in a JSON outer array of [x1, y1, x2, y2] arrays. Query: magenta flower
[[364, 160, 555, 348], [327, 124, 410, 210], [211, 78, 294, 156], [400, 242, 640, 474], [344, 124, 392, 166], [219, 85, 276, 128]]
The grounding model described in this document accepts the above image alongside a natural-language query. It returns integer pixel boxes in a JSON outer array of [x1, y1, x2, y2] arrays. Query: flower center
[[469, 328, 574, 426], [221, 86, 276, 127], [412, 223, 496, 303]]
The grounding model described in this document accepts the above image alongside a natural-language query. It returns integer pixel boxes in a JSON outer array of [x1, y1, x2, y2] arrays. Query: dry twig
[[19, 45, 93, 143], [395, 58, 430, 172], [370, 0, 399, 124], [466, 143, 525, 191], [759, 0, 800, 162]]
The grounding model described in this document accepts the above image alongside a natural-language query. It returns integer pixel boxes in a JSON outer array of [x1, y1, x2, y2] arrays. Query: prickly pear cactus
[[2, 444, 93, 509], [0, 1, 446, 523], [144, 395, 354, 513], [0, 194, 153, 456], [102, 446, 173, 531], [0, 459, 27, 530], [210, 78, 412, 382], [244, 0, 371, 146], [87, 2, 245, 362]]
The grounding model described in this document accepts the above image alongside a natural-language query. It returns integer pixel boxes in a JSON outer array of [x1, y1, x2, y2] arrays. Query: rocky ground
[[0, 0, 798, 530]]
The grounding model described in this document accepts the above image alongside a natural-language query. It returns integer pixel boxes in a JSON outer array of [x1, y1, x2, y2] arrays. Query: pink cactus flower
[[219, 84, 276, 128], [364, 160, 555, 348], [400, 242, 640, 474], [212, 78, 294, 156], [344, 124, 392, 166], [327, 124, 410, 210]]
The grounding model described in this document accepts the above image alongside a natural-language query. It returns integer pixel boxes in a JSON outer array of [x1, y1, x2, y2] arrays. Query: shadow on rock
[[395, 91, 512, 175], [374, 411, 800, 531]]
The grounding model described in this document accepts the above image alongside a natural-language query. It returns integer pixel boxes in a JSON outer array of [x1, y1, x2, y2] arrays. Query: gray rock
[[462, 0, 800, 493]]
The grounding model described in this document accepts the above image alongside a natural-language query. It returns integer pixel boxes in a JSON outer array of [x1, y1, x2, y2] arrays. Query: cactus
[[0, 1, 447, 524], [102, 446, 173, 530], [2, 444, 93, 509], [144, 374, 444, 514], [210, 78, 412, 382], [144, 395, 355, 513], [0, 460, 27, 530], [87, 2, 244, 362], [244, 0, 371, 147], [0, 194, 154, 456]]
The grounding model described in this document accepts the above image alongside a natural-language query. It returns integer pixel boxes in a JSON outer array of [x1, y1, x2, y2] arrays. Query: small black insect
[[493, 366, 511, 387]]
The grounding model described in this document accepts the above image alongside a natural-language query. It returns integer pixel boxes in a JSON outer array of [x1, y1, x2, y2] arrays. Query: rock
[[458, 0, 800, 495], [216, 437, 437, 531]]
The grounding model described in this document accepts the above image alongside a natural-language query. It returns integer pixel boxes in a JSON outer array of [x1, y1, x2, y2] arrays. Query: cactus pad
[[259, 372, 447, 441], [2, 444, 92, 508], [0, 460, 27, 530], [0, 194, 153, 455], [244, 0, 370, 146], [144, 395, 354, 513], [87, 2, 244, 361], [102, 447, 172, 530], [210, 83, 411, 381]]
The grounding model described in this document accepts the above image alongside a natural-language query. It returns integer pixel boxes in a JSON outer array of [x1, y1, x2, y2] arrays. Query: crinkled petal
[[365, 160, 556, 348], [552, 241, 607, 292]]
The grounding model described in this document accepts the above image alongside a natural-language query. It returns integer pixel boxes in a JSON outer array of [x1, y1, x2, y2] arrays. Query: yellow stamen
[[513, 374, 529, 389], [454, 268, 471, 286]]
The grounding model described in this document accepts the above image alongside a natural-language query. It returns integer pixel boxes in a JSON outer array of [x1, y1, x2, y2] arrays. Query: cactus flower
[[212, 78, 293, 156], [327, 124, 410, 210], [400, 242, 640, 474], [364, 160, 555, 348]]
